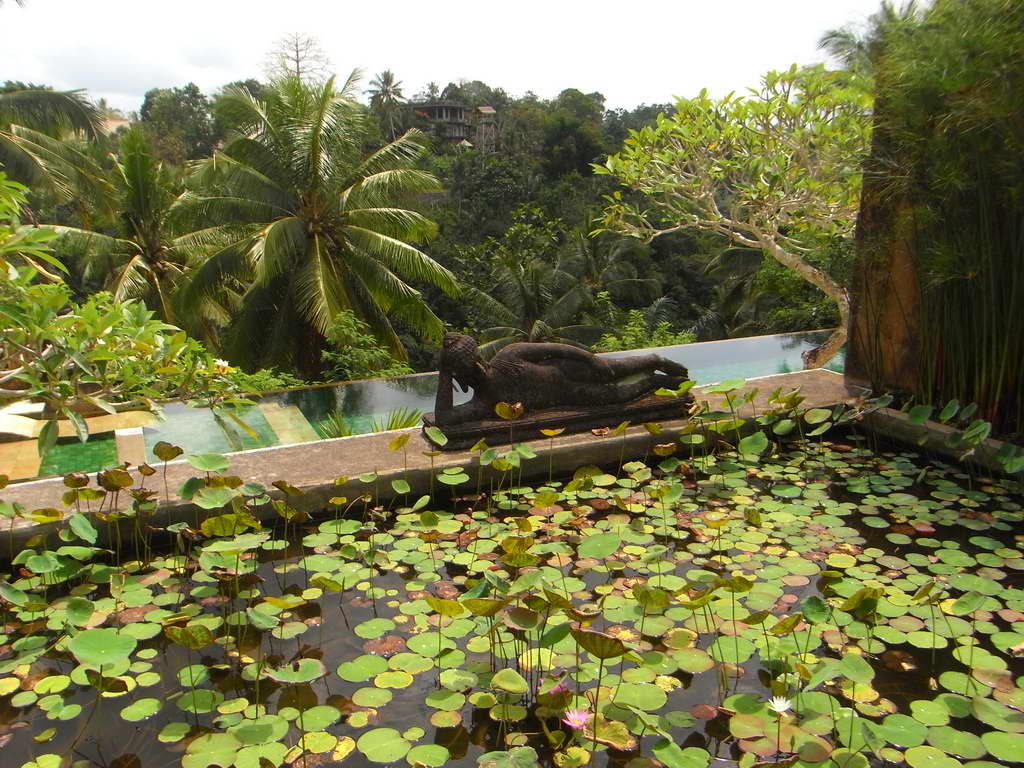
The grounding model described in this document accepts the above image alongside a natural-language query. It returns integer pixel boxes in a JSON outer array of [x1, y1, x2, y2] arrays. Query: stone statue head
[[441, 332, 487, 392]]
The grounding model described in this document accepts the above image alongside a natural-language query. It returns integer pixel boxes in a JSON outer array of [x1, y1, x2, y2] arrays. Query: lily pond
[[2, 423, 1024, 768]]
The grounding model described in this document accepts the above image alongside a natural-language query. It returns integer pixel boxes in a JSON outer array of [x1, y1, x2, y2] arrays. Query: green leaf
[[738, 430, 769, 455], [193, 486, 240, 510], [490, 668, 529, 695], [185, 453, 229, 472], [264, 658, 326, 684], [424, 426, 448, 446], [652, 740, 710, 768], [950, 591, 986, 616], [0, 580, 29, 606], [62, 408, 89, 443], [65, 597, 94, 626], [801, 596, 830, 624], [840, 652, 875, 685], [153, 441, 183, 461], [165, 624, 215, 650], [804, 408, 831, 425], [570, 627, 628, 660], [907, 405, 934, 425], [770, 613, 804, 636], [772, 418, 796, 435], [578, 532, 620, 559], [67, 513, 97, 544], [37, 419, 58, 458], [68, 628, 137, 671]]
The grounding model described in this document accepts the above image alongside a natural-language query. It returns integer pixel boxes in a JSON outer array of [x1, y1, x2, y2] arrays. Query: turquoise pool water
[[22, 330, 844, 478]]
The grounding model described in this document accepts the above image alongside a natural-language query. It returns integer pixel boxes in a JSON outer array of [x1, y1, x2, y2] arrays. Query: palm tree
[[818, 1, 921, 76], [464, 254, 600, 355], [368, 70, 405, 141], [173, 73, 459, 378], [46, 127, 189, 322], [689, 248, 779, 340], [0, 86, 103, 196], [561, 230, 661, 307]]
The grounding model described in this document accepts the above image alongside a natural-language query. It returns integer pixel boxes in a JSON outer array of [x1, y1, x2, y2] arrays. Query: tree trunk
[[845, 88, 921, 394], [295, 329, 325, 381], [761, 240, 850, 369]]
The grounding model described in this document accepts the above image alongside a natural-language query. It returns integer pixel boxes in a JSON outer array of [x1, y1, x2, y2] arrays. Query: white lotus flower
[[768, 696, 792, 715]]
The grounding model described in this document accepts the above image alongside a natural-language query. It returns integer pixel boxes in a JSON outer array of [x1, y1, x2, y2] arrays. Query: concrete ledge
[[859, 407, 1020, 475], [0, 369, 861, 550]]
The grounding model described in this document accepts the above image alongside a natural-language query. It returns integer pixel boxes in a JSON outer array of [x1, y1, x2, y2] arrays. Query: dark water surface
[[2, 436, 1022, 768]]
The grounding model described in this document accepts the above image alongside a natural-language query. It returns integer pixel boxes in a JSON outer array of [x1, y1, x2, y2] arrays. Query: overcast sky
[[2, 0, 884, 112]]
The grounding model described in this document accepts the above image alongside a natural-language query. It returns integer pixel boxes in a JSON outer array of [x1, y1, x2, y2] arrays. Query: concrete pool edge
[[2, 370, 861, 549]]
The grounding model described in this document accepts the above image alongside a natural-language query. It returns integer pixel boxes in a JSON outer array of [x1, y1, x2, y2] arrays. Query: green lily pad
[[298, 705, 341, 731], [407, 744, 450, 767], [491, 668, 529, 695], [68, 628, 136, 671], [177, 688, 224, 714], [879, 713, 928, 747], [905, 745, 963, 768], [613, 682, 667, 711], [357, 727, 410, 763], [264, 658, 326, 684], [374, 670, 414, 689], [578, 533, 620, 559], [158, 722, 191, 743], [426, 688, 465, 710], [912, 699, 951, 726], [981, 731, 1024, 762], [440, 668, 478, 691], [971, 697, 1024, 733], [708, 636, 754, 664], [337, 654, 389, 682], [672, 647, 714, 674], [229, 715, 289, 745], [120, 697, 161, 722], [355, 618, 396, 639], [927, 726, 985, 759], [352, 687, 393, 708], [406, 632, 456, 657]]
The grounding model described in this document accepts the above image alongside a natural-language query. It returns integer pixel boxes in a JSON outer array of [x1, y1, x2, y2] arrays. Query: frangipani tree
[[596, 65, 871, 367]]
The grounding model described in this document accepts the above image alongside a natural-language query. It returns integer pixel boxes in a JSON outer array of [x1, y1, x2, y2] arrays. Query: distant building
[[475, 106, 497, 154], [412, 100, 469, 142], [410, 101, 497, 152]]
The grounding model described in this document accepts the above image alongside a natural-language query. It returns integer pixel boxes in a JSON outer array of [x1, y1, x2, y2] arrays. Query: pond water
[[2, 430, 1022, 768]]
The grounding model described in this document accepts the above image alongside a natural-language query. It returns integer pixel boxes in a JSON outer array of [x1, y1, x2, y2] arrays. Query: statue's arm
[[434, 370, 455, 418], [510, 342, 598, 364]]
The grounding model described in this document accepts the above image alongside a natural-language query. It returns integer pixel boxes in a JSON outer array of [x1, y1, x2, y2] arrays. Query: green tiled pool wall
[[38, 433, 119, 476], [142, 402, 280, 464]]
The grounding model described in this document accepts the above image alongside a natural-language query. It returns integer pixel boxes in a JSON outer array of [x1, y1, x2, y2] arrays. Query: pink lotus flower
[[562, 709, 589, 730]]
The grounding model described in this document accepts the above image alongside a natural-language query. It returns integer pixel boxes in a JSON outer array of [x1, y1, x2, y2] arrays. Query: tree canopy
[[173, 73, 460, 377], [596, 65, 871, 367]]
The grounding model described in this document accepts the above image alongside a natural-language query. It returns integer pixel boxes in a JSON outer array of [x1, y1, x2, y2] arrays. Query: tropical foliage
[[46, 127, 188, 322], [848, 0, 1024, 436], [173, 73, 459, 377], [596, 65, 871, 367]]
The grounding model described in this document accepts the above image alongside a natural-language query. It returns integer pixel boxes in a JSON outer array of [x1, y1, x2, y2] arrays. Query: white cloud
[[1, 0, 882, 111]]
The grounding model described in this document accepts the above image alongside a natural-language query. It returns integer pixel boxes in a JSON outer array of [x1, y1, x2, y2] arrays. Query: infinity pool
[[25, 330, 844, 476]]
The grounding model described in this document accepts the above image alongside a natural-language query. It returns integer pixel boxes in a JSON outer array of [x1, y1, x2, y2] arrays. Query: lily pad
[[357, 727, 410, 763]]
